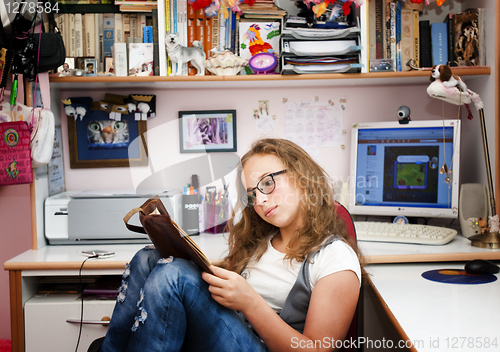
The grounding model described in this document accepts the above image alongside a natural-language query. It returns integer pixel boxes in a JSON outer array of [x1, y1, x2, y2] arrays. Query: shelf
[[49, 66, 491, 89]]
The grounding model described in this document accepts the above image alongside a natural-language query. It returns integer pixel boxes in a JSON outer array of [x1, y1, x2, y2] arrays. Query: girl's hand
[[202, 265, 259, 313]]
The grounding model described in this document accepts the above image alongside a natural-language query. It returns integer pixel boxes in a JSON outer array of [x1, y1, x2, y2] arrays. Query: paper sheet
[[284, 101, 342, 158]]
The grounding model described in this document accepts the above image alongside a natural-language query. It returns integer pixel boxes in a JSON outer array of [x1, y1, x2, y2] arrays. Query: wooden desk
[[3, 234, 229, 352], [366, 262, 500, 352], [5, 233, 500, 351]]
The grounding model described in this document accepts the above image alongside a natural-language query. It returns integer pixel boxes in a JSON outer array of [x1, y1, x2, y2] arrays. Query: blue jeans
[[101, 246, 267, 352]]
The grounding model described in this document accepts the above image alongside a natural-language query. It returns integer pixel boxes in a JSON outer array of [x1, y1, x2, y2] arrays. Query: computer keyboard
[[354, 221, 457, 245]]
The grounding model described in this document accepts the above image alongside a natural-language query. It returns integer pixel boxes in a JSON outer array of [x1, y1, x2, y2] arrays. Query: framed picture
[[84, 58, 97, 76], [75, 57, 86, 71], [179, 110, 237, 153], [105, 57, 114, 74], [67, 109, 148, 168], [58, 58, 74, 77]]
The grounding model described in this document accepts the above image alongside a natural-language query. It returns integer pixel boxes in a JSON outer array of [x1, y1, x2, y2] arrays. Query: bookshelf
[[49, 66, 490, 88]]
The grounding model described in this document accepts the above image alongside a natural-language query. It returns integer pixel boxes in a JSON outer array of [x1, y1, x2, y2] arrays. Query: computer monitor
[[348, 119, 461, 219]]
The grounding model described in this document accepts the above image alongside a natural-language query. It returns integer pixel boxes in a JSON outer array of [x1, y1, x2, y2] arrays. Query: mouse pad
[[422, 269, 498, 285]]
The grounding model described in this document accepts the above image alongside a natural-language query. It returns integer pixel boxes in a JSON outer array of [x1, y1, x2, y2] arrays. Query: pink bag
[[0, 121, 33, 185], [0, 73, 55, 168]]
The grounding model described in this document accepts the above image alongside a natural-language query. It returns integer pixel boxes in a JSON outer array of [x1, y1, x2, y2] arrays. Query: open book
[[123, 196, 213, 274]]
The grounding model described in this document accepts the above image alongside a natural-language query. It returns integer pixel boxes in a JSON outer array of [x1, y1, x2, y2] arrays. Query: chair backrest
[[335, 202, 357, 242], [334, 202, 359, 352]]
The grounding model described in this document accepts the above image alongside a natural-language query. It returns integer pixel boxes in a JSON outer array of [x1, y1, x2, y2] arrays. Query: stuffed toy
[[62, 97, 93, 120], [99, 94, 129, 120], [477, 217, 490, 234], [430, 64, 473, 120], [427, 65, 483, 119], [126, 94, 156, 120], [430, 64, 468, 92]]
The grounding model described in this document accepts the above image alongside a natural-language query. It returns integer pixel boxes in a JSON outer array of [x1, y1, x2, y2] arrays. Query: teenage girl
[[101, 138, 364, 352]]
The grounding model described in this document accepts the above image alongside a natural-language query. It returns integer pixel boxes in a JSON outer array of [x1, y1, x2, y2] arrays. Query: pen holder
[[182, 194, 200, 236], [204, 203, 229, 234]]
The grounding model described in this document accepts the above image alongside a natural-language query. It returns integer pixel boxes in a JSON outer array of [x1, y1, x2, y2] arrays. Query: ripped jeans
[[100, 246, 267, 352]]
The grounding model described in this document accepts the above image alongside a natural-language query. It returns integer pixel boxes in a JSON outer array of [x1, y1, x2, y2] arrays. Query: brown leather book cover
[[124, 196, 213, 274]]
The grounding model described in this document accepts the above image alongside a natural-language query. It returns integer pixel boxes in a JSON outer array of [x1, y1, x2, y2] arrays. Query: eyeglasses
[[242, 169, 287, 208]]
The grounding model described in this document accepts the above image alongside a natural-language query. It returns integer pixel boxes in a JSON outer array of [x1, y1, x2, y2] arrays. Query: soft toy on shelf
[[62, 97, 93, 120], [126, 94, 156, 120]]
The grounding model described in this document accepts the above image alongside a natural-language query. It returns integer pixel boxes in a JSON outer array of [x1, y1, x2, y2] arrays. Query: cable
[[75, 255, 98, 352]]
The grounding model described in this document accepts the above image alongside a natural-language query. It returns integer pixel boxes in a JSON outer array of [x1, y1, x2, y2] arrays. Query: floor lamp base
[[469, 231, 500, 249]]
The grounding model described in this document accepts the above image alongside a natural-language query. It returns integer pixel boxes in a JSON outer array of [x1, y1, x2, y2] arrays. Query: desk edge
[[365, 251, 500, 264]]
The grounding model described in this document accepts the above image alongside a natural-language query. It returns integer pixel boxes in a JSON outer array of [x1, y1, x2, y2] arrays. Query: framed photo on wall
[[178, 110, 237, 153], [67, 109, 148, 168]]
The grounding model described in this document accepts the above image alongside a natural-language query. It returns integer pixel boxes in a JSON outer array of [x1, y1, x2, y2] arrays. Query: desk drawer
[[24, 294, 116, 352]]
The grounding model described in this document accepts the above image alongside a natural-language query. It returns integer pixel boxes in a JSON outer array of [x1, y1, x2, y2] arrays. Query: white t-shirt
[[242, 239, 361, 313]]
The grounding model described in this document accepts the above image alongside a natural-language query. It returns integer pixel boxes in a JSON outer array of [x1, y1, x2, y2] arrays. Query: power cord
[[75, 255, 99, 352]]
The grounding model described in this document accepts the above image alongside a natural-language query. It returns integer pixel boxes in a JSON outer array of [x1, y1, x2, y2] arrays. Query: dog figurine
[[165, 32, 206, 76], [430, 64, 468, 92]]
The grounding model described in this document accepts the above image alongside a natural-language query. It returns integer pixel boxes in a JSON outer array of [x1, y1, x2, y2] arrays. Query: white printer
[[45, 191, 180, 245]]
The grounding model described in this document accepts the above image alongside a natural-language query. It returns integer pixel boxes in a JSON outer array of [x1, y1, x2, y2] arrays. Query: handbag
[[29, 31, 66, 73], [123, 196, 213, 274], [29, 73, 55, 167], [0, 10, 65, 83], [0, 121, 33, 185]]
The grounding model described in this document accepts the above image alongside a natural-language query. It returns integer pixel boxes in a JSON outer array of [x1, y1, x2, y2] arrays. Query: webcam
[[398, 105, 411, 124]]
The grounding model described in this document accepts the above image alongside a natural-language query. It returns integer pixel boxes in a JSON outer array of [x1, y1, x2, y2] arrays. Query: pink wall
[[0, 184, 32, 339], [60, 82, 480, 193]]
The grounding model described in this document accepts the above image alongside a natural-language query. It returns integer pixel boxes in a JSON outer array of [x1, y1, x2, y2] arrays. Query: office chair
[[334, 201, 361, 352]]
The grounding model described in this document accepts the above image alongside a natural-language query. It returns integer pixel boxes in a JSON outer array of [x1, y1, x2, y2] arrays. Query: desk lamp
[[427, 66, 500, 249]]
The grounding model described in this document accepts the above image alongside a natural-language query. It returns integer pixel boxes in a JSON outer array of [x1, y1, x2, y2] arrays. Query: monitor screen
[[349, 120, 460, 218]]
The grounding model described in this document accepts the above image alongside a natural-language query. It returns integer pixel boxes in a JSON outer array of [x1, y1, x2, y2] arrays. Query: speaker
[[459, 183, 488, 238]]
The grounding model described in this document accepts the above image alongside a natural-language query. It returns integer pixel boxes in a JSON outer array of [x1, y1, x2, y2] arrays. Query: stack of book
[[369, 0, 418, 72], [368, 0, 485, 71], [83, 276, 122, 300], [239, 2, 287, 21], [420, 7, 485, 68], [54, 11, 158, 76], [115, 0, 158, 12]]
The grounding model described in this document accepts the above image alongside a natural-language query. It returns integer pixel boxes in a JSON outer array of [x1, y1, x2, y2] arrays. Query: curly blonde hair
[[219, 138, 365, 277]]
